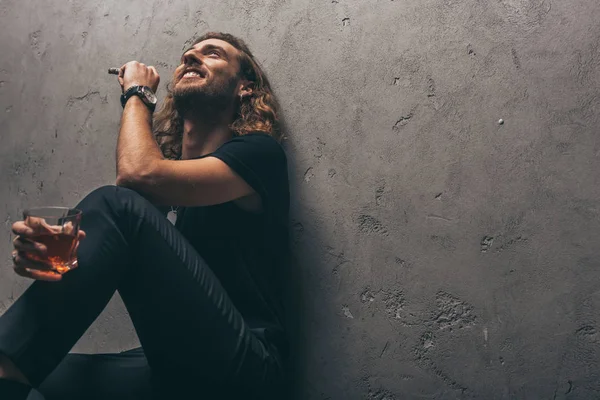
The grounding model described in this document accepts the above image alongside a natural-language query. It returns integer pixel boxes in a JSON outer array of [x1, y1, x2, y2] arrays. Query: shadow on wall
[[279, 112, 308, 400], [279, 112, 340, 400], [278, 112, 299, 397]]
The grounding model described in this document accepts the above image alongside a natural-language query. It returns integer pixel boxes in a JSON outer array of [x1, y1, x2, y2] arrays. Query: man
[[0, 32, 290, 399]]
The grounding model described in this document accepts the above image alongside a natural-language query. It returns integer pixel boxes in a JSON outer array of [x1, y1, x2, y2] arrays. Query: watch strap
[[120, 85, 156, 111]]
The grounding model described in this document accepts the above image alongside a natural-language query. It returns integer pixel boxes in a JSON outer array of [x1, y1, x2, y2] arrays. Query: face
[[172, 39, 245, 114]]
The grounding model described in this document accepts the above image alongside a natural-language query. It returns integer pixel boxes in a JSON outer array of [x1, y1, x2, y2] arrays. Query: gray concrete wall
[[1, 0, 599, 398]]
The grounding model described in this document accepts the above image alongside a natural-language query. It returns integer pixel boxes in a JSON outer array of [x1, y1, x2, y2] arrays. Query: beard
[[172, 74, 238, 117]]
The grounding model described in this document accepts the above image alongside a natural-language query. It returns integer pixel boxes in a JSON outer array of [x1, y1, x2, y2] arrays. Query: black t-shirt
[[174, 132, 290, 354]]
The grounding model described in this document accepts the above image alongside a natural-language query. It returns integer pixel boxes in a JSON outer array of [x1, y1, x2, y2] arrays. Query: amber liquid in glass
[[30, 233, 78, 274]]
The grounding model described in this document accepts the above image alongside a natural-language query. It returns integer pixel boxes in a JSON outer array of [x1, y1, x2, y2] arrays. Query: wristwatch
[[121, 85, 157, 112]]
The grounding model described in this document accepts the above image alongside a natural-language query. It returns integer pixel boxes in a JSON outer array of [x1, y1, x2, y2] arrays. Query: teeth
[[183, 71, 201, 78]]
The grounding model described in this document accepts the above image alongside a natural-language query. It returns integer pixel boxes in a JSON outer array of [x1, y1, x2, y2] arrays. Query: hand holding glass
[[17, 207, 84, 276]]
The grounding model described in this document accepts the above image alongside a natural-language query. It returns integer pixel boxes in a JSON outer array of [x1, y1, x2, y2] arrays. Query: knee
[[87, 185, 143, 201], [78, 185, 144, 214], [88, 185, 119, 200]]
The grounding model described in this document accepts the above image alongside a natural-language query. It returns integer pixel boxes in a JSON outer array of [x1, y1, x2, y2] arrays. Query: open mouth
[[182, 71, 204, 79], [180, 68, 206, 80]]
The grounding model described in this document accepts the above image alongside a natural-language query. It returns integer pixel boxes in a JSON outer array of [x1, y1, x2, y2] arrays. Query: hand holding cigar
[[108, 62, 160, 94]]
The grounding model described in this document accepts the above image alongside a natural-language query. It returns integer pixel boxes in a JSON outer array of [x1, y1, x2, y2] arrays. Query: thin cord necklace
[[166, 154, 182, 225], [167, 205, 179, 225]]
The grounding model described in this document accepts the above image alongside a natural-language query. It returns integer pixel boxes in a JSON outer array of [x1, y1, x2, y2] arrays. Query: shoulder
[[214, 132, 288, 165], [210, 132, 289, 184], [226, 131, 285, 149], [211, 132, 289, 215], [230, 131, 283, 145]]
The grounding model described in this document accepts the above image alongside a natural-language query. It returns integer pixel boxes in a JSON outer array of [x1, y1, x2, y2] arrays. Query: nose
[[182, 51, 202, 67]]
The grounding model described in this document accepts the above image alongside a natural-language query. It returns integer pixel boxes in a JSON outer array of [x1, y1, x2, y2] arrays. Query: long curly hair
[[153, 32, 282, 159]]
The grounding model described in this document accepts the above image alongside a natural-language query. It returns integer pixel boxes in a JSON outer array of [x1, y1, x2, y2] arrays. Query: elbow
[[115, 161, 166, 204], [115, 172, 141, 189], [115, 173, 134, 188], [115, 166, 154, 190], [115, 155, 162, 189]]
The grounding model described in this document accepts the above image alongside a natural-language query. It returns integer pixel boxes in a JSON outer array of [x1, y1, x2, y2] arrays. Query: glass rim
[[23, 206, 82, 218]]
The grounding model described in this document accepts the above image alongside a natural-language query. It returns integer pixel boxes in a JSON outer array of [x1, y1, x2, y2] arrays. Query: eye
[[208, 50, 220, 57]]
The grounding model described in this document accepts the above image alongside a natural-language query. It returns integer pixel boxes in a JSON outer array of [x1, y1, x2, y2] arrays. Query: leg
[[0, 185, 283, 398], [93, 185, 284, 398], [38, 347, 151, 400]]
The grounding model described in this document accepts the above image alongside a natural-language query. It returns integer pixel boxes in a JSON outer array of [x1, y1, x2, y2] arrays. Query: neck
[[180, 109, 235, 160]]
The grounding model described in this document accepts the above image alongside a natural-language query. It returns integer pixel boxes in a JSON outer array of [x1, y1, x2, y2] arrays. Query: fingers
[[14, 264, 62, 281], [10, 218, 80, 282], [13, 250, 52, 270], [13, 236, 47, 257], [73, 239, 82, 261], [12, 217, 63, 239], [12, 220, 35, 236], [62, 221, 79, 236], [118, 67, 125, 92], [119, 61, 160, 92], [26, 216, 54, 232], [151, 66, 160, 87], [16, 216, 62, 235], [12, 249, 59, 279], [12, 250, 61, 281], [12, 219, 55, 237]]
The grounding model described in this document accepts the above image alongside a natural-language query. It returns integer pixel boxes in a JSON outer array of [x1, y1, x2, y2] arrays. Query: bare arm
[[114, 61, 256, 207], [116, 96, 163, 182]]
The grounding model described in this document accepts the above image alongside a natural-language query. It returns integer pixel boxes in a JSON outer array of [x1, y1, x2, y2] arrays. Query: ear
[[238, 80, 254, 99]]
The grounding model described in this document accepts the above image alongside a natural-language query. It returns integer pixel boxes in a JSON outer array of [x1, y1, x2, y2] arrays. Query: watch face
[[141, 87, 157, 104]]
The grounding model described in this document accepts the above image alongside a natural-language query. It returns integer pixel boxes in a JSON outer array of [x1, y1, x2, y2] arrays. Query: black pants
[[0, 185, 284, 399]]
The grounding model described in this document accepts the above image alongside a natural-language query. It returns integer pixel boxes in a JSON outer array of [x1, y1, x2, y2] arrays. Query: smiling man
[[0, 32, 290, 400]]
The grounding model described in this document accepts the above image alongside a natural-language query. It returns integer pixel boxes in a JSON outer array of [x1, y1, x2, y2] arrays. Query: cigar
[[108, 68, 120, 75]]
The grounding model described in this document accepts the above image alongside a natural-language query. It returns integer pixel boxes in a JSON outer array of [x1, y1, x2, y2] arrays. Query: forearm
[[116, 97, 164, 185]]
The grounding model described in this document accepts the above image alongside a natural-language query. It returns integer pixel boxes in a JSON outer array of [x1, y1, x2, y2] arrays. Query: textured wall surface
[[1, 0, 600, 398]]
